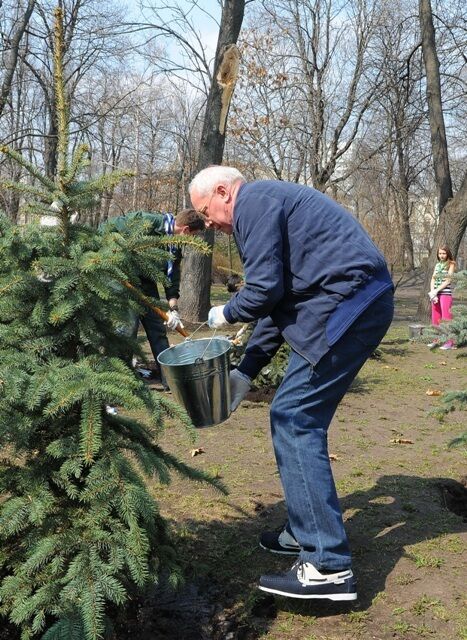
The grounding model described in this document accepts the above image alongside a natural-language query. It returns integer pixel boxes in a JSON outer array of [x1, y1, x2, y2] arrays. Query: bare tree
[[417, 0, 467, 319], [18, 0, 129, 177], [0, 0, 35, 119], [180, 0, 245, 321]]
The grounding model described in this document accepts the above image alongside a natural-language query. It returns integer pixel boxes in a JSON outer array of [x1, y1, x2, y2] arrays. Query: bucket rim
[[157, 336, 231, 367]]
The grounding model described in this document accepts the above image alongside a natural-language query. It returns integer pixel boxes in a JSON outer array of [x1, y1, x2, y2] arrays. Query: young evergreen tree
[[0, 8, 217, 639]]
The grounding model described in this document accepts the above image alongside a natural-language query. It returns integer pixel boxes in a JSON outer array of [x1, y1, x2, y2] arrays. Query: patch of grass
[[372, 590, 387, 605], [347, 610, 370, 623], [392, 620, 412, 635], [413, 623, 437, 635], [406, 551, 445, 569], [423, 534, 466, 554], [411, 594, 442, 615]]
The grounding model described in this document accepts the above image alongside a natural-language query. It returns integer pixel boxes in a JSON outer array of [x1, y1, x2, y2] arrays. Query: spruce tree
[[0, 8, 218, 639]]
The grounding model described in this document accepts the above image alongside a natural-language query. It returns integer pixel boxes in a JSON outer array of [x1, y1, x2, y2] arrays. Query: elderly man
[[189, 166, 394, 601]]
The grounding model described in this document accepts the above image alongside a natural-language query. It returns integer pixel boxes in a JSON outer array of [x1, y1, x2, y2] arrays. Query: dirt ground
[[122, 281, 467, 640], [2, 283, 465, 640]]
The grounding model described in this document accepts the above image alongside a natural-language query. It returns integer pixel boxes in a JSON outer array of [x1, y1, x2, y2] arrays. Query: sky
[[124, 0, 221, 59]]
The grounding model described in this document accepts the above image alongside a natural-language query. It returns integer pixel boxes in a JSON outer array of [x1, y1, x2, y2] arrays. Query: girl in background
[[428, 245, 456, 349]]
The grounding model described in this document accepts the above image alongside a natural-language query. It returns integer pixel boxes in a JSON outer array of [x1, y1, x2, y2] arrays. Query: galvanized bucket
[[157, 337, 231, 427]]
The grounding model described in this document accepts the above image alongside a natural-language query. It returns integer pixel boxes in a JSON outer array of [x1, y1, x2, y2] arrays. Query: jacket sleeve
[[237, 316, 285, 380], [163, 247, 181, 300], [223, 192, 285, 323]]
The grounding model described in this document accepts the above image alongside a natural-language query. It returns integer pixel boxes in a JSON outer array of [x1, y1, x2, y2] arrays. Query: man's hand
[[230, 369, 251, 411], [166, 309, 184, 331], [208, 305, 228, 329]]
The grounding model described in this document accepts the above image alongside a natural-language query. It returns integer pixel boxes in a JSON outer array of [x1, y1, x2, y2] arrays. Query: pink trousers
[[431, 294, 453, 326]]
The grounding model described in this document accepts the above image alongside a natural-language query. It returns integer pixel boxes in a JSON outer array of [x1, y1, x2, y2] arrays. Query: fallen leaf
[[190, 447, 205, 457], [439, 361, 447, 366], [329, 453, 340, 461], [451, 367, 458, 370], [426, 389, 442, 396], [390, 438, 414, 445]]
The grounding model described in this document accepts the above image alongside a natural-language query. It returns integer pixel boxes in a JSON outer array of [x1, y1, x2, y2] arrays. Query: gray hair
[[189, 165, 246, 197]]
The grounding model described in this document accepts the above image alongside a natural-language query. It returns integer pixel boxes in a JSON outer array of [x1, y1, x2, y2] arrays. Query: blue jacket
[[222, 181, 393, 378]]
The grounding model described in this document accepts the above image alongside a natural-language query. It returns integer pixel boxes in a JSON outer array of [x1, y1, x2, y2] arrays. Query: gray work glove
[[166, 309, 183, 331], [230, 369, 252, 412]]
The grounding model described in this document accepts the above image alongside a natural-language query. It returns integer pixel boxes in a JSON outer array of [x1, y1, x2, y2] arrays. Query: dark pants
[[132, 279, 170, 383]]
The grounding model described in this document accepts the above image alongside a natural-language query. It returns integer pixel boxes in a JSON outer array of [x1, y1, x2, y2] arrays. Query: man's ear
[[180, 225, 190, 235], [217, 184, 230, 201]]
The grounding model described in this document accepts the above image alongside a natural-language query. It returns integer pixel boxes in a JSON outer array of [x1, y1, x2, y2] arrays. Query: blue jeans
[[270, 290, 394, 570]]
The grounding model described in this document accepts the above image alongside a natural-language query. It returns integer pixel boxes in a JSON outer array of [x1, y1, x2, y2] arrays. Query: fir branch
[[64, 144, 90, 184], [40, 616, 85, 640], [0, 145, 55, 191], [79, 395, 103, 464], [1, 180, 54, 204]]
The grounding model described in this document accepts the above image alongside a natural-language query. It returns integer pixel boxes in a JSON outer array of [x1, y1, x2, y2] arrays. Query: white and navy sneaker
[[259, 560, 357, 600], [260, 525, 300, 555]]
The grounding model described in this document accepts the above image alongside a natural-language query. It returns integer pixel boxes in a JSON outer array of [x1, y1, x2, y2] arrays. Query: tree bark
[[180, 0, 245, 323], [0, 0, 36, 119], [416, 0, 467, 320]]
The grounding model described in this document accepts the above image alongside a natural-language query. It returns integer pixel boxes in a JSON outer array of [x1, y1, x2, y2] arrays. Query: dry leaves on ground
[[190, 447, 205, 457]]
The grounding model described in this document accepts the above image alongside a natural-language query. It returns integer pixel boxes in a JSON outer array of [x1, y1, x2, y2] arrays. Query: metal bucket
[[157, 337, 231, 427]]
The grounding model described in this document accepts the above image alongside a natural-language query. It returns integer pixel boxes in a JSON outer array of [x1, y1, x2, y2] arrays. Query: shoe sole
[[258, 585, 357, 600], [259, 542, 300, 555]]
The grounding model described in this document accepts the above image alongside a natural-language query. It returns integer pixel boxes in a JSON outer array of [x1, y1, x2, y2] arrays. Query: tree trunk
[[44, 108, 58, 179], [0, 0, 36, 119], [419, 0, 452, 215], [416, 0, 467, 320], [417, 175, 467, 318], [395, 133, 414, 270], [180, 0, 245, 322]]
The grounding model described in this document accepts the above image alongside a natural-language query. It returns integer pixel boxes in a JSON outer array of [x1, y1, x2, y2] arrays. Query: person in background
[[103, 208, 205, 387], [428, 245, 456, 350], [189, 165, 394, 602]]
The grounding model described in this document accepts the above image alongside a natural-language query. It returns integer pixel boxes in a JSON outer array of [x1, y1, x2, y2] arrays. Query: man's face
[[190, 184, 234, 234]]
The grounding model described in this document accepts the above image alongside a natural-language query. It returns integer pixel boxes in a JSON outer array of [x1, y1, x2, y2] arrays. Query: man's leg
[[267, 292, 393, 571]]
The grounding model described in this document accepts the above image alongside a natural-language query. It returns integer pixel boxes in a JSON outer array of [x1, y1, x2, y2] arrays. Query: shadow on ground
[[117, 474, 466, 639]]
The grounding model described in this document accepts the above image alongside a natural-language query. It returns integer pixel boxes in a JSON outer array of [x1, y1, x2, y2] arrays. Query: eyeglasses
[[195, 189, 215, 219], [197, 203, 209, 218]]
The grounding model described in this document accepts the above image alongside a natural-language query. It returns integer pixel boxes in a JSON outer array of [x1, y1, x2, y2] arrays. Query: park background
[[0, 1, 466, 639]]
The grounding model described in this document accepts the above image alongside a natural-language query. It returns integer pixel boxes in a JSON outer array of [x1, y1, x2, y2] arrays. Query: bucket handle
[[185, 322, 219, 364]]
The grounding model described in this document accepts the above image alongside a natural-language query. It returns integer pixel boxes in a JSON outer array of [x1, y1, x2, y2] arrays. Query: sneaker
[[260, 524, 300, 555], [439, 341, 456, 350], [427, 341, 439, 349], [258, 560, 357, 601]]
